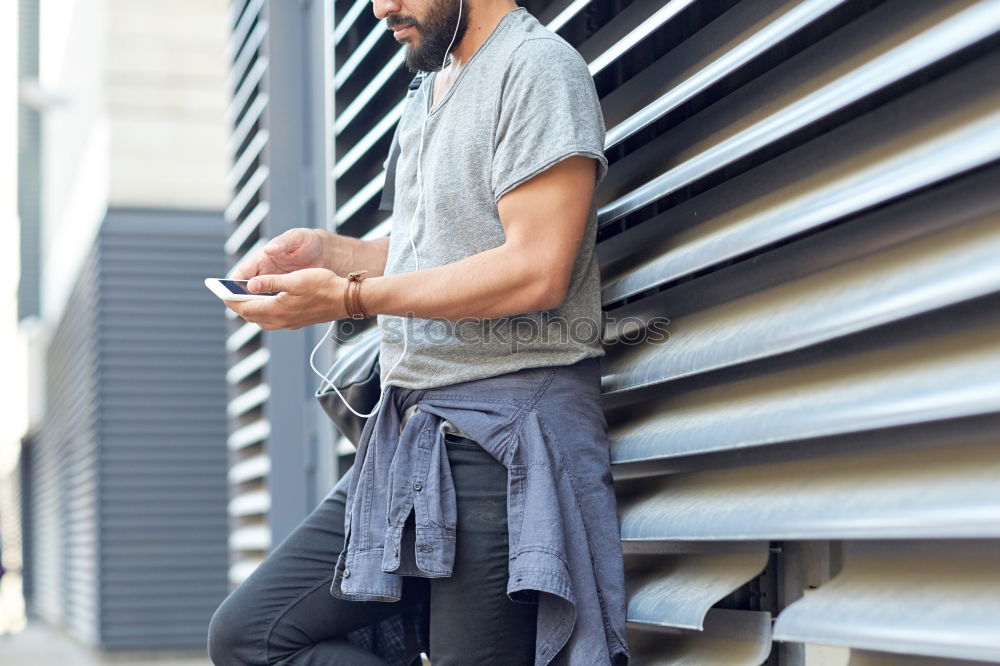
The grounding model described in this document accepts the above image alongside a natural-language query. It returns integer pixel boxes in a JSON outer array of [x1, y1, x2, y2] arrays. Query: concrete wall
[[38, 0, 229, 327], [106, 0, 230, 210]]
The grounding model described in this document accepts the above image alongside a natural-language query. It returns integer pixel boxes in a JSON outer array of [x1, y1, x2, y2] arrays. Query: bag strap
[[378, 72, 427, 212]]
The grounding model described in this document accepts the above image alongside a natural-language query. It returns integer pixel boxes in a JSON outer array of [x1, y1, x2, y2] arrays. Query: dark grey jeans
[[207, 434, 538, 665]]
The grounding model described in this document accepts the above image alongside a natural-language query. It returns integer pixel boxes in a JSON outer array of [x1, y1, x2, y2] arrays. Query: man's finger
[[247, 273, 289, 294], [226, 300, 249, 317], [263, 238, 285, 256], [233, 298, 267, 322], [263, 228, 304, 256]]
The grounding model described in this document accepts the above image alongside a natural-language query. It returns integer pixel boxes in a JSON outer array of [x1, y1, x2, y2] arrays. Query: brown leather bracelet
[[345, 270, 369, 320]]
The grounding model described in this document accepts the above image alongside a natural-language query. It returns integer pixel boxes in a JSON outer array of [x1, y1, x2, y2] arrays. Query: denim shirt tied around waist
[[330, 357, 629, 666]]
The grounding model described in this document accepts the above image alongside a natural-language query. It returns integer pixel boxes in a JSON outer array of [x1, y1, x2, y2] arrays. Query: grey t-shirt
[[378, 7, 608, 389]]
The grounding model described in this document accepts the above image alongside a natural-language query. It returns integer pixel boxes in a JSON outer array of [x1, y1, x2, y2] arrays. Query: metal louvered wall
[[97, 210, 231, 649], [328, 0, 1000, 664], [223, 0, 335, 587], [29, 245, 100, 638], [28, 209, 231, 650]]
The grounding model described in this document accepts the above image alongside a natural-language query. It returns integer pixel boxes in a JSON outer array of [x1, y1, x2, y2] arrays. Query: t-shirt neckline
[[425, 7, 525, 116]]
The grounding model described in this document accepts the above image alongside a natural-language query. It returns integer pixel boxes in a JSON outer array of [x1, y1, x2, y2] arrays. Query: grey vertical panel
[[17, 0, 41, 321], [260, 0, 317, 546], [308, 0, 340, 503], [95, 209, 230, 650]]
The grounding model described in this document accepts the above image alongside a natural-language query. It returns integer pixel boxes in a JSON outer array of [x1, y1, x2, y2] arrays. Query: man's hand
[[226, 268, 347, 330], [230, 228, 328, 280]]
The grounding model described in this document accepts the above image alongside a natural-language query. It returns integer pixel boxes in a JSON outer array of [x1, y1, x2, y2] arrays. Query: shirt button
[[343, 569, 350, 579], [413, 481, 423, 491], [394, 546, 399, 556]]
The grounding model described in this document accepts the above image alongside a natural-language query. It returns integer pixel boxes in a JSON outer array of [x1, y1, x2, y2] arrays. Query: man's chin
[[404, 49, 429, 73]]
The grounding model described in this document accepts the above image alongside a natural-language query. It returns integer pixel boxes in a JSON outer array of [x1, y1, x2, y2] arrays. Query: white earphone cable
[[309, 0, 464, 419]]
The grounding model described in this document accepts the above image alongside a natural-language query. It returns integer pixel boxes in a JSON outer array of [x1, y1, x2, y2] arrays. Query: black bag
[[314, 325, 381, 445]]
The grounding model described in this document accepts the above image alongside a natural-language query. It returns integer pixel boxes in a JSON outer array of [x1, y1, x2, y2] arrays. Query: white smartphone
[[204, 278, 280, 302]]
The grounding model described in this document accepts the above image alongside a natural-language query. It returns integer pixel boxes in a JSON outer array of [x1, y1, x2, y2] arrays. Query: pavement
[[0, 572, 211, 666], [0, 622, 208, 666]]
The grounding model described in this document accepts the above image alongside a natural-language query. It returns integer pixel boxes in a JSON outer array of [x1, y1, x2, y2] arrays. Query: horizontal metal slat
[[227, 0, 265, 61], [334, 169, 385, 227], [334, 19, 386, 90], [230, 524, 271, 551], [628, 608, 772, 666], [848, 649, 998, 666], [540, 0, 594, 33], [626, 543, 769, 630], [333, 0, 372, 46], [773, 540, 1000, 662], [103, 543, 224, 558], [224, 165, 269, 224], [226, 128, 268, 191], [227, 20, 268, 94], [227, 419, 270, 451], [225, 201, 269, 255], [226, 57, 268, 124], [333, 100, 403, 179], [228, 0, 248, 35], [227, 319, 263, 352], [228, 382, 270, 418], [228, 454, 270, 485], [362, 216, 392, 240], [227, 347, 269, 384], [587, 0, 698, 76], [103, 557, 228, 574], [229, 489, 271, 518], [227, 93, 268, 158], [102, 423, 228, 437]]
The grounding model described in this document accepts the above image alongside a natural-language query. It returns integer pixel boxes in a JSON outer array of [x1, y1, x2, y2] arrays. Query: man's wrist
[[317, 229, 346, 272], [356, 275, 389, 318]]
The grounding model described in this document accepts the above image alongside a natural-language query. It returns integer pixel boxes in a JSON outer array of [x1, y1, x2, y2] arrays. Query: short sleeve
[[378, 120, 403, 212], [492, 38, 608, 202]]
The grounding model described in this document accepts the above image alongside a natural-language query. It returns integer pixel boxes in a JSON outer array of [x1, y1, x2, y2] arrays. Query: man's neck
[[447, 0, 518, 69]]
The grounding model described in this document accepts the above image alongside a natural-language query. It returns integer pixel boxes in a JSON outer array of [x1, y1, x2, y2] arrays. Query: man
[[208, 1, 628, 664]]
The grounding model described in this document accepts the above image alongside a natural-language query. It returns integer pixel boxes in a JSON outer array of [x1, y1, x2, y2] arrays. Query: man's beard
[[388, 0, 469, 73]]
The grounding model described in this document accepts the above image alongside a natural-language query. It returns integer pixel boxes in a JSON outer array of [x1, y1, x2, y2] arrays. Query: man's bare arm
[[363, 156, 595, 319], [231, 229, 390, 280], [321, 232, 391, 277], [229, 156, 597, 329]]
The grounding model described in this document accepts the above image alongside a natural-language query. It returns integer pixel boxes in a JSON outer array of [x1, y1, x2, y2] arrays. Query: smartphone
[[204, 278, 280, 301]]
